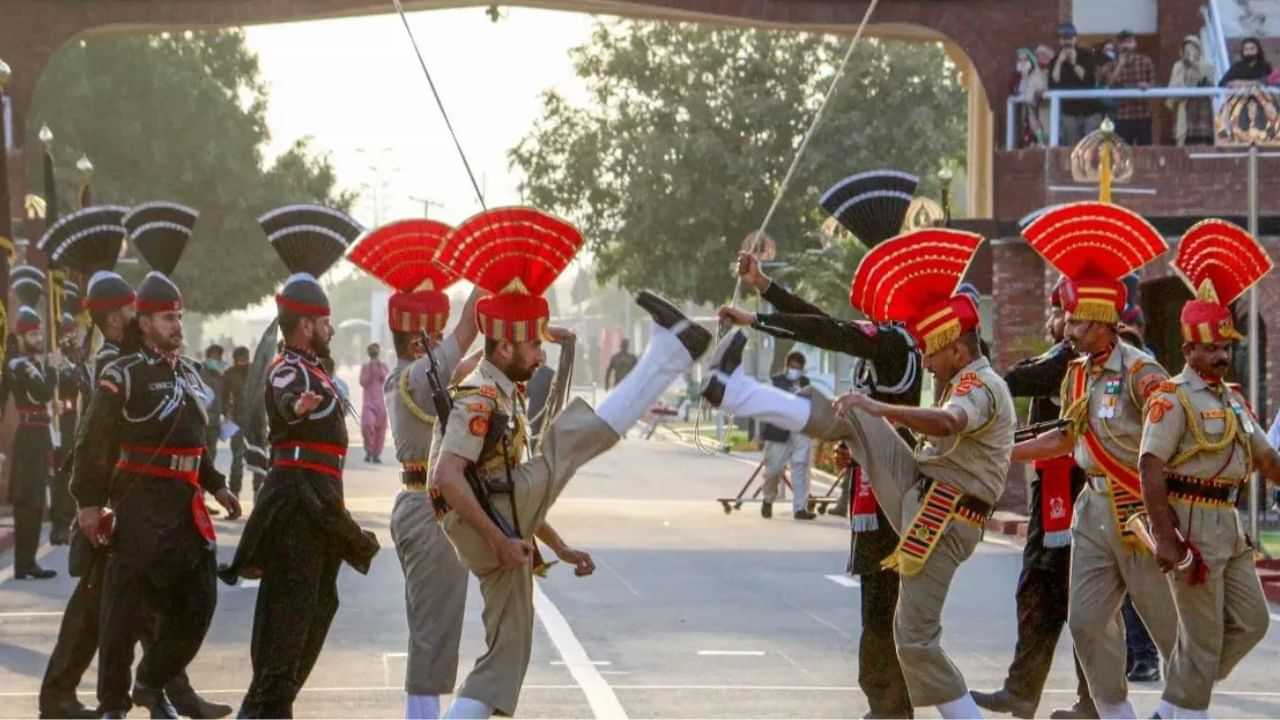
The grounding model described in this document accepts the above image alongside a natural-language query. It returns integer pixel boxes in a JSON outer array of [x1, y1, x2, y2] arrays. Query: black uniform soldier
[[972, 280, 1095, 719], [50, 287, 91, 547], [719, 168, 926, 719], [72, 201, 241, 718], [223, 205, 378, 718], [3, 293, 62, 580]]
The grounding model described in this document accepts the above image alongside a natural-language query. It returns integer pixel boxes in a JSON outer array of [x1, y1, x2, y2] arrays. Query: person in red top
[[1102, 30, 1156, 145], [359, 342, 390, 463]]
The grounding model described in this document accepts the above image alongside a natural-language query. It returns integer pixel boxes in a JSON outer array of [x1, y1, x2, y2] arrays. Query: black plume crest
[[11, 265, 47, 307], [124, 202, 199, 276], [819, 170, 919, 248], [258, 204, 363, 279], [38, 205, 129, 275]]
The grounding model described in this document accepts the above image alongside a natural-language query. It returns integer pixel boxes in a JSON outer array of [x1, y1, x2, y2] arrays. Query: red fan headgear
[[849, 228, 985, 356], [1173, 219, 1272, 344], [437, 207, 584, 343], [1022, 202, 1167, 324], [349, 219, 459, 335]]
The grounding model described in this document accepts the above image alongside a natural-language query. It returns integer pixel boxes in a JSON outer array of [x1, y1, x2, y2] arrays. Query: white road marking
[[825, 574, 860, 588], [1271, 613, 1280, 623], [382, 652, 408, 688], [551, 660, 611, 666], [0, 611, 63, 618], [804, 610, 852, 640], [697, 650, 765, 656], [0, 543, 55, 584], [237, 579, 261, 589], [595, 556, 641, 598], [533, 580, 628, 720]]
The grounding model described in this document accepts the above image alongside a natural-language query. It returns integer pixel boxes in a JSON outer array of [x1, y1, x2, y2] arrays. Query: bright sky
[[243, 6, 596, 229]]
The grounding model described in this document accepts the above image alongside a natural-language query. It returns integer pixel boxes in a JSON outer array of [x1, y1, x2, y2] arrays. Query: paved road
[[2, 435, 1279, 718]]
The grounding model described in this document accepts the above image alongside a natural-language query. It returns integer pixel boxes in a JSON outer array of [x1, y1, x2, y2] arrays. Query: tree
[[510, 21, 967, 307], [27, 30, 356, 314]]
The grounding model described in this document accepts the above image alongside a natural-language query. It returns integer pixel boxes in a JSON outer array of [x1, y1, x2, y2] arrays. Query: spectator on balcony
[[1220, 37, 1272, 87], [1050, 22, 1102, 145], [1101, 31, 1155, 146], [1168, 35, 1216, 146], [1014, 47, 1049, 146]]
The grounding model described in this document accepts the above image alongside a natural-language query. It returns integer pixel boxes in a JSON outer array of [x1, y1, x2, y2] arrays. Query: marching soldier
[[224, 204, 379, 718], [1013, 202, 1178, 719], [703, 229, 1014, 720], [50, 298, 90, 547], [973, 280, 1094, 719], [722, 250, 916, 718], [348, 219, 484, 719], [3, 297, 62, 580], [71, 201, 241, 718], [429, 207, 712, 719], [1139, 220, 1278, 718], [40, 206, 229, 719]]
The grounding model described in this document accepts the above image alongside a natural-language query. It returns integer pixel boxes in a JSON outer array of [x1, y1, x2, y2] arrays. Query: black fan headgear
[[62, 280, 82, 317], [11, 265, 46, 308], [125, 202, 199, 314], [15, 306, 42, 334], [259, 204, 363, 317], [819, 170, 919, 247], [37, 205, 134, 315]]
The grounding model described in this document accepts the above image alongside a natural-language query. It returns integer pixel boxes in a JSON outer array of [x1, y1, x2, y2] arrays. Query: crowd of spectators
[[1012, 23, 1278, 148]]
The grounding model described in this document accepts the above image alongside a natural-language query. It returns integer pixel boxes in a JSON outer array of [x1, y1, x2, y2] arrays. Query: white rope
[[727, 0, 881, 314]]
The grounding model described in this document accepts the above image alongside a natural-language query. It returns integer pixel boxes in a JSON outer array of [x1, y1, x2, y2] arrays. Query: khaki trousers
[[803, 391, 982, 707], [443, 399, 618, 716], [1068, 485, 1178, 706], [1161, 500, 1269, 711], [390, 490, 469, 696]]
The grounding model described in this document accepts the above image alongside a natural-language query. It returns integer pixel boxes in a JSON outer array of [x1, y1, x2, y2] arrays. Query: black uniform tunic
[[999, 341, 1092, 706], [753, 280, 918, 719], [50, 358, 91, 536], [225, 347, 377, 718], [70, 346, 224, 713], [3, 353, 57, 572]]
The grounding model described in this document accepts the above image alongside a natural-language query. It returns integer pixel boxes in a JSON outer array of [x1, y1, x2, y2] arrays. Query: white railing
[[1005, 86, 1280, 150]]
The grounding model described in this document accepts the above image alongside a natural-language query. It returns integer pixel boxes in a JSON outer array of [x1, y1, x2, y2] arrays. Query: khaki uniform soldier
[[702, 229, 1014, 720], [1138, 219, 1280, 718], [1016, 201, 1179, 719], [428, 208, 713, 719], [348, 220, 485, 720]]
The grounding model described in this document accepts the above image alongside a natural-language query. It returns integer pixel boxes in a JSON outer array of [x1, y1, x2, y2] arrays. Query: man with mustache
[[1014, 203, 1177, 719], [71, 202, 241, 718], [702, 229, 1014, 720], [224, 205, 379, 718], [1139, 220, 1280, 719]]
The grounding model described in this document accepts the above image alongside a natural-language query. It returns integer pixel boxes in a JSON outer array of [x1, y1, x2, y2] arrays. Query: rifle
[[1014, 418, 1069, 443], [421, 333, 520, 541]]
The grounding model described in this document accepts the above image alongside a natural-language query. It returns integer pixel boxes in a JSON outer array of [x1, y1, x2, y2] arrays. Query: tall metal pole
[[1248, 142, 1260, 544]]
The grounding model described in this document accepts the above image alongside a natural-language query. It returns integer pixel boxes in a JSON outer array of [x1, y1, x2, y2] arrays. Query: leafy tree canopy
[[510, 20, 967, 310], [28, 30, 355, 314]]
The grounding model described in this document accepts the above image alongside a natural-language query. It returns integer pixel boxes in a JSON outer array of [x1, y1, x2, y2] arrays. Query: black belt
[[1168, 475, 1239, 505], [402, 468, 428, 488]]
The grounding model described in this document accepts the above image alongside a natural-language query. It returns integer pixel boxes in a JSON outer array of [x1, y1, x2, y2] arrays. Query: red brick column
[[990, 237, 1046, 371]]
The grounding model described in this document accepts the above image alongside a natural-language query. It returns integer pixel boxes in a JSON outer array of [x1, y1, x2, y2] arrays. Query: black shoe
[[794, 510, 818, 520], [39, 697, 98, 719], [1128, 660, 1160, 683], [169, 690, 233, 719], [826, 504, 848, 517], [761, 502, 773, 519], [16, 565, 57, 580], [1050, 700, 1100, 719], [971, 689, 1036, 719], [131, 686, 179, 719], [700, 330, 747, 407], [636, 290, 712, 359]]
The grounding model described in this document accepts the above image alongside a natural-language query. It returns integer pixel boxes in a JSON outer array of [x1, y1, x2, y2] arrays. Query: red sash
[[850, 465, 879, 532], [117, 444, 215, 542], [1068, 363, 1145, 547]]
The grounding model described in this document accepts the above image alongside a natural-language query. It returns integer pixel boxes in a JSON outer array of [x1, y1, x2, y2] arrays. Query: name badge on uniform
[[1098, 395, 1118, 419]]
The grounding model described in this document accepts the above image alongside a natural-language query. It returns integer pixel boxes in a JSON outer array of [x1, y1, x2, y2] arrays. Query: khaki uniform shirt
[[386, 337, 462, 467], [916, 356, 1016, 506], [1140, 368, 1270, 483], [1061, 342, 1167, 475], [433, 360, 526, 479]]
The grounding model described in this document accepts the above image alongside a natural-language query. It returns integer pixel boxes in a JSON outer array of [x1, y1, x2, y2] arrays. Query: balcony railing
[[1005, 86, 1280, 150]]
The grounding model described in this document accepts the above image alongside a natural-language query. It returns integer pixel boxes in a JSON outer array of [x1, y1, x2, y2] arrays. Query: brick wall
[[990, 238, 1047, 370]]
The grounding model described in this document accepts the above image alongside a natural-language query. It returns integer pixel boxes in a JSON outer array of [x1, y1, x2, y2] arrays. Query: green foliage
[[28, 30, 355, 314], [510, 20, 967, 306]]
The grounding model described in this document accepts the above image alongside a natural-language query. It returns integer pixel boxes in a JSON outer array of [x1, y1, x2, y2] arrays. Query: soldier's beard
[[311, 333, 332, 360]]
